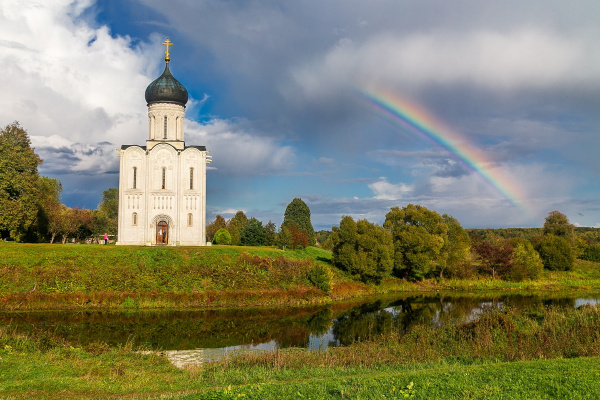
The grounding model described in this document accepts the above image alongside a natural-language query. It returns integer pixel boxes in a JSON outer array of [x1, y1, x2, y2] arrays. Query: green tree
[[543, 210, 575, 244], [282, 198, 316, 246], [94, 188, 118, 237], [213, 228, 232, 245], [506, 240, 543, 281], [0, 122, 42, 239], [240, 217, 266, 246], [440, 214, 471, 279], [206, 214, 227, 243], [331, 216, 394, 284], [59, 206, 93, 244], [581, 244, 600, 262], [276, 225, 292, 250], [535, 234, 574, 271], [264, 220, 277, 246], [227, 211, 247, 246], [24, 176, 62, 242], [383, 204, 448, 280]]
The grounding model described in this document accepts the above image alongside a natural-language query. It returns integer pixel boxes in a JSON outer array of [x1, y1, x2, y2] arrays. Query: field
[[3, 242, 600, 398], [2, 242, 600, 311]]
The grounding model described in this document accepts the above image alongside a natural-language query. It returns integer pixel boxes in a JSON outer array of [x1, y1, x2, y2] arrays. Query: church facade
[[116, 40, 211, 246]]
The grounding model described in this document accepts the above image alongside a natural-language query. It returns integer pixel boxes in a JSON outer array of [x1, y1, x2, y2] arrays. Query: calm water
[[3, 293, 600, 356]]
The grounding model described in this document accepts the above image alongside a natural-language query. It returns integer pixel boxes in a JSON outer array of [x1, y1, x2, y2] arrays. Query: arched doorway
[[156, 220, 169, 244]]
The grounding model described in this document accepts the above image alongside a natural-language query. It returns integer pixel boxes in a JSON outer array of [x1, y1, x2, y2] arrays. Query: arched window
[[188, 213, 193, 226], [163, 116, 168, 139], [189, 167, 194, 190], [132, 212, 138, 226], [161, 167, 166, 189], [133, 167, 137, 189]]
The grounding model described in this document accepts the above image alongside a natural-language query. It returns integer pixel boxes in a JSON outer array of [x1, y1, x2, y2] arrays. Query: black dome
[[145, 62, 188, 106]]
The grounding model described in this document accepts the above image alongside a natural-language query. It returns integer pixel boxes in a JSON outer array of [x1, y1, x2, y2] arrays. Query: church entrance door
[[156, 221, 169, 245]]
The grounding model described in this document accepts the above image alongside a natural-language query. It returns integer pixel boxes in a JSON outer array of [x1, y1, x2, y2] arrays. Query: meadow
[[2, 242, 600, 311], [3, 242, 600, 398]]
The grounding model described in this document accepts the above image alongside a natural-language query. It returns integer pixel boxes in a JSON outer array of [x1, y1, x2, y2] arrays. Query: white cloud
[[368, 178, 413, 200], [185, 118, 296, 176], [0, 0, 156, 147]]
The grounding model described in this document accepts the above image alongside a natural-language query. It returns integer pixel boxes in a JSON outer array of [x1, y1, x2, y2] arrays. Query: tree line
[[206, 197, 316, 249], [327, 206, 589, 284]]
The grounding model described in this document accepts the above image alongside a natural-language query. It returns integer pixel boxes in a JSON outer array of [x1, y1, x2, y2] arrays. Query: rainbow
[[356, 86, 531, 215]]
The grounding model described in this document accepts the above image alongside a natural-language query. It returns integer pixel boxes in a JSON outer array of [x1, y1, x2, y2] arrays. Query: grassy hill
[[3, 242, 600, 311], [0, 242, 379, 310]]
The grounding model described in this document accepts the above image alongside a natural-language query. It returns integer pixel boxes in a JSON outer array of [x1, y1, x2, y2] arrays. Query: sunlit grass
[[3, 306, 600, 399]]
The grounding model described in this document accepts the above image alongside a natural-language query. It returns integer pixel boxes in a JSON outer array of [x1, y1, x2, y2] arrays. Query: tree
[[472, 238, 513, 279], [240, 217, 266, 246], [383, 204, 448, 280], [282, 198, 316, 246], [289, 221, 310, 250], [535, 234, 574, 271], [24, 176, 62, 242], [264, 220, 277, 246], [0, 122, 42, 239], [440, 214, 471, 279], [59, 207, 93, 244], [543, 211, 575, 244], [331, 216, 394, 284], [206, 214, 227, 242], [94, 188, 118, 236], [276, 225, 292, 250], [506, 240, 543, 281], [213, 228, 232, 245], [227, 211, 247, 245]]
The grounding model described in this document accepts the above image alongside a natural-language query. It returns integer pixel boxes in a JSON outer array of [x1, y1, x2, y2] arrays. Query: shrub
[[535, 234, 574, 271], [307, 264, 333, 293], [581, 244, 600, 262], [212, 228, 232, 245], [331, 216, 394, 284], [505, 242, 543, 281]]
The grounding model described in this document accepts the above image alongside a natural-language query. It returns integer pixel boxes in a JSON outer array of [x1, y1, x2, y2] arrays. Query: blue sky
[[2, 0, 600, 230]]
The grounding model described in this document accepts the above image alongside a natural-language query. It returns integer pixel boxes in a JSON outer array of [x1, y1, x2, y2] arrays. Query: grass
[[3, 306, 600, 398], [2, 242, 600, 310]]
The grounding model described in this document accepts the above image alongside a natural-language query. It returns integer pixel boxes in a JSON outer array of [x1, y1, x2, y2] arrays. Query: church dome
[[145, 62, 188, 107]]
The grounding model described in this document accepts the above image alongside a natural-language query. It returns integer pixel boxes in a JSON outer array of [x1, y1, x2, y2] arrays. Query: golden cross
[[162, 38, 173, 62]]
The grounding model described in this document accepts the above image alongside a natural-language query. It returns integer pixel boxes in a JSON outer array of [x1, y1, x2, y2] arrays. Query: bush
[[581, 244, 600, 262], [212, 228, 232, 245], [505, 242, 543, 281], [307, 264, 333, 293], [331, 216, 394, 284], [535, 235, 574, 271]]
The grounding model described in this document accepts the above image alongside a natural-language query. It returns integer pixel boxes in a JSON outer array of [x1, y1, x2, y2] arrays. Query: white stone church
[[116, 40, 211, 246]]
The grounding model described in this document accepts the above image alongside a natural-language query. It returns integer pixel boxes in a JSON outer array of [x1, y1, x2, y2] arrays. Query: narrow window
[[189, 167, 194, 190], [188, 213, 193, 226], [163, 116, 168, 139], [133, 167, 137, 189], [132, 212, 138, 226], [161, 167, 166, 189]]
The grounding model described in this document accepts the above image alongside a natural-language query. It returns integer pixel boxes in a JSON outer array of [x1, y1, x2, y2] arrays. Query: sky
[[1, 0, 600, 230]]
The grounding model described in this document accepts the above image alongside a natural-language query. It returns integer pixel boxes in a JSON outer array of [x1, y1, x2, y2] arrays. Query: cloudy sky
[[2, 0, 600, 230]]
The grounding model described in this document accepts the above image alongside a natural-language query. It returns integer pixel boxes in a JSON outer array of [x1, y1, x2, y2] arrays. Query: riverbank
[[3, 305, 600, 399], [2, 242, 600, 310]]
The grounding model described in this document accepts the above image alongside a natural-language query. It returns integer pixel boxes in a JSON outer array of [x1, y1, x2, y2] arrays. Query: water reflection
[[0, 293, 594, 357]]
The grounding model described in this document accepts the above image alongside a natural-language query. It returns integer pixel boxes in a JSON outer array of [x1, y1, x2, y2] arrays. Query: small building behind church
[[116, 40, 211, 246]]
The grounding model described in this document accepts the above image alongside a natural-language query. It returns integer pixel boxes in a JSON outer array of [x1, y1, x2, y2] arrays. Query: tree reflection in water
[[0, 294, 589, 351]]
